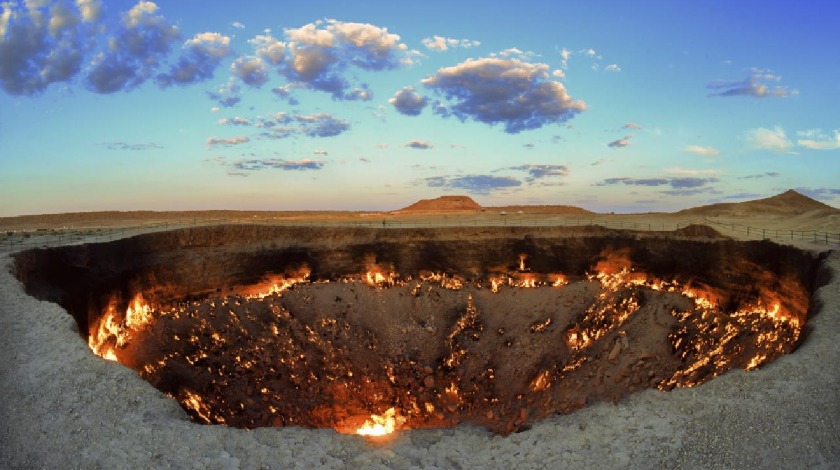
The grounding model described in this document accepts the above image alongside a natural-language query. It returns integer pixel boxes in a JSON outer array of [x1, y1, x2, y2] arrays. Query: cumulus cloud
[[745, 126, 793, 153], [245, 19, 414, 100], [86, 1, 180, 93], [0, 0, 100, 95], [156, 32, 233, 87], [424, 174, 521, 194], [422, 57, 586, 133], [230, 55, 269, 87], [608, 135, 633, 148], [708, 68, 795, 98], [422, 35, 480, 51], [207, 136, 250, 146], [604, 63, 621, 73], [389, 86, 427, 115], [232, 21, 245, 29], [503, 164, 570, 182], [406, 139, 432, 149], [797, 129, 840, 150], [229, 158, 324, 172], [683, 145, 720, 157]]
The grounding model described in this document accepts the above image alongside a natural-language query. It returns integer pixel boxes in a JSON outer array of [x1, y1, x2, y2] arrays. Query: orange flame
[[355, 407, 402, 437]]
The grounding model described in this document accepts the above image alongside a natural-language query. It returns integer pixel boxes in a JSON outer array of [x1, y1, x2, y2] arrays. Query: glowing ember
[[15, 224, 816, 437], [356, 407, 401, 436]]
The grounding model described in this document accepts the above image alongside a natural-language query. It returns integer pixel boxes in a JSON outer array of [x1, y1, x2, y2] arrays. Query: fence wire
[[2, 215, 838, 253]]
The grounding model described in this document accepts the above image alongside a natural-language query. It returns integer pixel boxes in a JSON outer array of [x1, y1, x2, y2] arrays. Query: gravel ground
[[1, 250, 838, 470]]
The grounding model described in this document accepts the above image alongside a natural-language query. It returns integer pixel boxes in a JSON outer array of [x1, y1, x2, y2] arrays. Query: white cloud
[[157, 32, 233, 88], [207, 136, 250, 146], [683, 145, 720, 157], [422, 57, 586, 133], [245, 19, 416, 100], [87, 1, 181, 93], [797, 129, 840, 150], [708, 68, 795, 98], [389, 86, 427, 116], [745, 126, 794, 153], [664, 167, 721, 176], [604, 63, 621, 73], [230, 56, 269, 87], [422, 35, 480, 51]]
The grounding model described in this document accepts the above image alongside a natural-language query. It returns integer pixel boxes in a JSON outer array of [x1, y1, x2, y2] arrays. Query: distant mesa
[[679, 190, 839, 217], [398, 196, 483, 212]]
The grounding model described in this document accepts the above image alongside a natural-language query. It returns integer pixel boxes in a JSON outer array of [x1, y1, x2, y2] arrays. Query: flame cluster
[[85, 255, 806, 437]]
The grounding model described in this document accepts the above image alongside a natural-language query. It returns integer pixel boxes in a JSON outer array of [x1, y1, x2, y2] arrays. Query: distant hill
[[398, 196, 483, 212], [678, 190, 840, 216]]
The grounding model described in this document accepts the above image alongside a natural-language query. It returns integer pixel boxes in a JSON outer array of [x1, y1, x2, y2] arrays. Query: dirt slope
[[679, 190, 839, 217]]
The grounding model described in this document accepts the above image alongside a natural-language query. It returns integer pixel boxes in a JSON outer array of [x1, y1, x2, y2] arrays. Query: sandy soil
[[1, 249, 838, 469], [1, 195, 839, 468]]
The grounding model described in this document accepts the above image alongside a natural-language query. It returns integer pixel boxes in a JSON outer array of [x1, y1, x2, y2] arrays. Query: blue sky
[[1, 0, 838, 216]]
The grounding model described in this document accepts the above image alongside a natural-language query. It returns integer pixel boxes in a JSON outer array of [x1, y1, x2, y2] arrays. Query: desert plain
[[1, 191, 839, 469]]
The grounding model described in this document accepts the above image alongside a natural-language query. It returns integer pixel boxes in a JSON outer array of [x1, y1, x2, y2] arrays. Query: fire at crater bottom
[[12, 225, 818, 436]]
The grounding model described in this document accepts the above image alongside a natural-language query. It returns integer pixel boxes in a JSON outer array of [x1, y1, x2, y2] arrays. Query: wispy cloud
[[423, 174, 521, 194], [608, 135, 633, 148], [708, 68, 796, 98], [622, 122, 642, 130], [105, 141, 164, 151], [421, 57, 586, 133], [294, 113, 350, 138], [795, 187, 840, 201], [501, 164, 570, 182], [683, 145, 720, 157], [422, 35, 480, 51], [229, 158, 324, 172], [738, 172, 779, 180], [207, 136, 250, 146], [406, 139, 432, 149], [797, 129, 840, 150], [218, 117, 250, 126], [207, 79, 242, 107], [664, 167, 721, 176], [597, 176, 718, 189], [745, 126, 793, 153]]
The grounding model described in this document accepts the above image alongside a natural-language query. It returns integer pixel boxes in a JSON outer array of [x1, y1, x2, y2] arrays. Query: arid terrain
[[1, 191, 839, 469]]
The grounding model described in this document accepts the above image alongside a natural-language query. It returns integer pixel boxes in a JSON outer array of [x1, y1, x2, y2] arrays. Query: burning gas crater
[[88, 256, 804, 437], [12, 226, 816, 437]]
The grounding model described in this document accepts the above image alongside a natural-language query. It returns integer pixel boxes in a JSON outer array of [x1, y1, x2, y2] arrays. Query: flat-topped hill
[[398, 196, 483, 212]]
